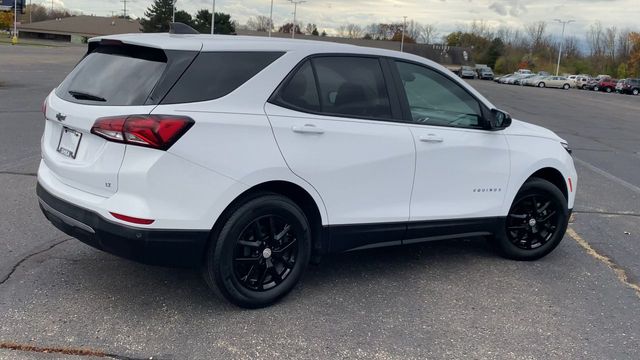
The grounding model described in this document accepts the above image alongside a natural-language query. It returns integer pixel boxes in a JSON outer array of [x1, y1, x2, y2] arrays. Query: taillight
[[91, 115, 194, 150]]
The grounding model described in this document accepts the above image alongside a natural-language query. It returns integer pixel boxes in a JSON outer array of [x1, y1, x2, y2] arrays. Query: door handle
[[291, 124, 325, 135], [419, 134, 444, 143]]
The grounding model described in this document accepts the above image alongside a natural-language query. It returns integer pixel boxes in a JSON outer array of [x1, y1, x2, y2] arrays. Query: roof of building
[[18, 16, 141, 37]]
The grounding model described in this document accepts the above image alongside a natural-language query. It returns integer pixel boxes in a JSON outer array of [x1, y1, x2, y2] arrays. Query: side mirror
[[489, 109, 512, 130]]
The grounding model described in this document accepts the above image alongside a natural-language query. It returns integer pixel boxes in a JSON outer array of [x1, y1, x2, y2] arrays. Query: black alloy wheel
[[493, 178, 569, 261], [506, 194, 560, 250], [203, 193, 311, 308], [233, 215, 298, 292]]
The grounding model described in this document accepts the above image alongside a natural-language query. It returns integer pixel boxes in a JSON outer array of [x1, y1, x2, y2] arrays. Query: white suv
[[38, 31, 577, 308]]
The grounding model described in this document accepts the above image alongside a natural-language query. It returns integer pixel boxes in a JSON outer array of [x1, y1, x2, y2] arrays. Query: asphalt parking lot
[[1, 44, 639, 360]]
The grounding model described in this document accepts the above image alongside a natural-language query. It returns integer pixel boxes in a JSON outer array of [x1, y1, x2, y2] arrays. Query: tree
[[278, 23, 302, 35], [391, 31, 416, 43], [419, 23, 437, 44], [321, 30, 327, 37], [193, 9, 211, 33], [213, 12, 235, 34], [629, 32, 640, 76], [485, 38, 505, 69], [0, 12, 12, 31], [192, 10, 235, 34], [22, 4, 48, 22], [174, 10, 193, 27], [140, 0, 173, 32], [305, 23, 318, 36], [246, 15, 271, 32]]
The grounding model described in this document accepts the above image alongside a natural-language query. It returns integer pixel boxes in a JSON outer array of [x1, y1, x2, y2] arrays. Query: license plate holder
[[57, 127, 82, 159]]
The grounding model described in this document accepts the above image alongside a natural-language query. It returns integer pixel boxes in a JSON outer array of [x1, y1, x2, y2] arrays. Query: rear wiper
[[68, 90, 106, 102]]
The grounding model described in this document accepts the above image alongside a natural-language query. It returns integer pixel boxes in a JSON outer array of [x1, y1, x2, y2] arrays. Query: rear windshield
[[56, 44, 167, 106]]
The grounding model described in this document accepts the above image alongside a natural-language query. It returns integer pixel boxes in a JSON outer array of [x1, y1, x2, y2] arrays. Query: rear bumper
[[37, 183, 209, 267]]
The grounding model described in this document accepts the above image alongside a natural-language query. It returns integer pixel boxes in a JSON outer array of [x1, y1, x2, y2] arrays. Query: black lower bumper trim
[[37, 183, 210, 267]]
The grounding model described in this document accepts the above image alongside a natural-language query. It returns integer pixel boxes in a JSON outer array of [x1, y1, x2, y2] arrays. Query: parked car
[[516, 69, 532, 75], [522, 75, 547, 87], [616, 78, 640, 95], [514, 74, 536, 85], [575, 76, 592, 90], [37, 29, 577, 308], [478, 68, 494, 80], [460, 66, 477, 79], [535, 76, 573, 90], [586, 75, 611, 90], [593, 78, 618, 92]]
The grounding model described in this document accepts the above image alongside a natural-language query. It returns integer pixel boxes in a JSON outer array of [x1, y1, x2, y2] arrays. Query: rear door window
[[272, 56, 393, 120], [312, 57, 393, 119], [56, 44, 168, 106], [161, 52, 284, 104]]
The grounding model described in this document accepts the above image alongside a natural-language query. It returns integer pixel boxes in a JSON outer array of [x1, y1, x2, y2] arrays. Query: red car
[[593, 79, 618, 93]]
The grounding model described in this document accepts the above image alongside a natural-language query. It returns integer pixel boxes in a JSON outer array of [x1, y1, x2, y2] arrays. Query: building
[[17, 15, 141, 43]]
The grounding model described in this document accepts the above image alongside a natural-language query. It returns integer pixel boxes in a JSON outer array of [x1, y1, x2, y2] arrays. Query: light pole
[[554, 19, 575, 76], [289, 0, 305, 39], [172, 0, 176, 22], [400, 16, 407, 52], [211, 0, 215, 34], [12, 0, 18, 45], [268, 0, 274, 37]]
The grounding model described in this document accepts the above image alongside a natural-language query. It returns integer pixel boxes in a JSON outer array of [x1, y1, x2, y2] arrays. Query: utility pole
[[172, 0, 176, 22], [121, 0, 127, 18], [268, 0, 274, 37], [401, 16, 407, 52], [554, 19, 575, 76], [211, 0, 215, 34], [289, 0, 305, 39]]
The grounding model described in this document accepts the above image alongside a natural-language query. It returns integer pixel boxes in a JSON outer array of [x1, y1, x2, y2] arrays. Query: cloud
[[489, 2, 507, 16], [488, 0, 527, 17]]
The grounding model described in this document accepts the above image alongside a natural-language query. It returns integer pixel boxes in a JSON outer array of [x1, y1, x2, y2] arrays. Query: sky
[[39, 0, 640, 38]]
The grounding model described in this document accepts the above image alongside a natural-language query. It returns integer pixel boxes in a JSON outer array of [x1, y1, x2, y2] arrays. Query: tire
[[582, 85, 588, 90], [593, 86, 599, 91], [563, 84, 570, 90], [606, 87, 612, 93], [203, 193, 311, 308], [538, 82, 545, 88], [633, 89, 639, 96], [492, 178, 569, 261]]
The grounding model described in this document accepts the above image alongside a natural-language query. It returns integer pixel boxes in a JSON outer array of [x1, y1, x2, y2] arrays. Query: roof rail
[[169, 22, 199, 35]]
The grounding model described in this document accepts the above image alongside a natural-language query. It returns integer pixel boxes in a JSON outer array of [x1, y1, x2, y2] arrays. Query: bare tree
[[525, 21, 548, 53], [587, 21, 604, 57], [246, 15, 271, 32], [605, 26, 617, 63], [419, 23, 437, 44], [617, 29, 632, 62]]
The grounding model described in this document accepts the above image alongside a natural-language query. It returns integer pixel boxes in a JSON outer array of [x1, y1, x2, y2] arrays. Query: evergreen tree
[[174, 10, 193, 27], [140, 0, 173, 33], [192, 10, 235, 34]]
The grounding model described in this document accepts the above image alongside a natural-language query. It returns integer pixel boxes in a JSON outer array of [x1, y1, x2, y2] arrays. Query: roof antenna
[[169, 22, 200, 34]]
